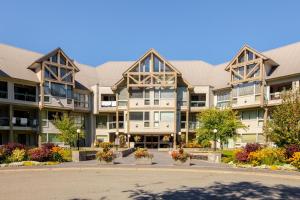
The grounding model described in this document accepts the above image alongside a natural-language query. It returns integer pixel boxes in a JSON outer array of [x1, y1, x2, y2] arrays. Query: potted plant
[[134, 148, 153, 165], [171, 148, 191, 166], [96, 142, 115, 164]]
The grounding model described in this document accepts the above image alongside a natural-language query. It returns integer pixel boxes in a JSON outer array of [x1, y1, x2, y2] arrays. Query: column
[[9, 104, 13, 142]]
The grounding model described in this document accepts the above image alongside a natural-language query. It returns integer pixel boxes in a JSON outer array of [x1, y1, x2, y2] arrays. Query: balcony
[[101, 101, 116, 107], [190, 101, 206, 107], [180, 121, 186, 129], [0, 117, 9, 126], [14, 93, 36, 102], [189, 121, 200, 130], [12, 117, 38, 128]]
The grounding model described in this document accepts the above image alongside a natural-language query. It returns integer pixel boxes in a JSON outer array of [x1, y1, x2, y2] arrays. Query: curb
[[0, 166, 299, 180]]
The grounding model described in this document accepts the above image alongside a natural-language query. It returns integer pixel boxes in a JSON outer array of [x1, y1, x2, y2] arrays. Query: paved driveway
[[0, 167, 299, 200]]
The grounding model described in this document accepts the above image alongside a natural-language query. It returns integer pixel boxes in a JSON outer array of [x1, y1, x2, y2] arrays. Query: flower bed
[[96, 142, 116, 164], [0, 142, 72, 167], [224, 143, 300, 171]]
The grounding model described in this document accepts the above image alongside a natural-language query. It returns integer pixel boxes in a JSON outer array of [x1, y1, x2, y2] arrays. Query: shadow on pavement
[[122, 181, 300, 200]]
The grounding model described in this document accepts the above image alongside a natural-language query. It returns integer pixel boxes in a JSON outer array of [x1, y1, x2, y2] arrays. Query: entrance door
[[145, 136, 159, 149]]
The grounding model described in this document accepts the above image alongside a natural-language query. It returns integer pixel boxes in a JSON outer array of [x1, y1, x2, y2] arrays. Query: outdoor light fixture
[[178, 132, 182, 136], [76, 129, 81, 151], [128, 134, 131, 138], [115, 132, 119, 136], [171, 133, 174, 137], [213, 129, 217, 151]]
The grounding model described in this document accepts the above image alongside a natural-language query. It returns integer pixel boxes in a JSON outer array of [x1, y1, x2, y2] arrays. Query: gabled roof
[[225, 44, 272, 71], [28, 47, 80, 72], [122, 48, 182, 75]]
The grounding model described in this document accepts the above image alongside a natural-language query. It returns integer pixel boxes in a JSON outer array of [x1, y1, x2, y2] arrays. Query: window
[[144, 89, 150, 105], [154, 89, 160, 105], [241, 110, 257, 120], [154, 111, 159, 127], [191, 94, 206, 107], [60, 55, 66, 65], [48, 111, 63, 121], [96, 115, 107, 129], [160, 112, 174, 122], [44, 67, 56, 80], [74, 93, 89, 108], [140, 56, 150, 72], [144, 112, 150, 127], [130, 88, 143, 98], [247, 50, 254, 61], [129, 112, 143, 121], [0, 81, 8, 99], [60, 68, 73, 83], [14, 84, 36, 102], [51, 83, 66, 98], [217, 91, 230, 108], [160, 89, 174, 99]]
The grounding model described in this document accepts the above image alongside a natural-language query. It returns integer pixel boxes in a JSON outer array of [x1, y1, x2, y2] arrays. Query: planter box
[[208, 152, 222, 163], [173, 158, 191, 166], [135, 157, 153, 165], [72, 150, 97, 162]]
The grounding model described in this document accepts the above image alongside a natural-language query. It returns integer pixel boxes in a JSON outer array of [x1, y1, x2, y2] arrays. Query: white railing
[[101, 101, 117, 107], [190, 101, 206, 107]]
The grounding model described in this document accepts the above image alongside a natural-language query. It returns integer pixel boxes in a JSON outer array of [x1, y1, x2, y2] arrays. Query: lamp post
[[213, 129, 217, 152], [178, 132, 182, 148], [115, 132, 119, 151], [76, 128, 80, 151], [128, 134, 131, 148]]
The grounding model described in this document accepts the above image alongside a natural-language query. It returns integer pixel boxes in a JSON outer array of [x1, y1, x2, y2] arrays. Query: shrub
[[8, 149, 26, 162], [248, 148, 286, 166], [184, 142, 202, 148], [28, 147, 51, 162], [162, 136, 170, 142], [235, 149, 249, 163], [285, 144, 300, 158], [134, 136, 141, 142], [2, 142, 25, 156], [289, 152, 300, 169], [100, 142, 113, 152], [42, 143, 56, 150], [119, 135, 127, 148], [171, 148, 190, 163], [51, 146, 64, 162], [96, 150, 115, 163], [58, 148, 72, 162], [134, 148, 153, 159], [244, 143, 261, 153]]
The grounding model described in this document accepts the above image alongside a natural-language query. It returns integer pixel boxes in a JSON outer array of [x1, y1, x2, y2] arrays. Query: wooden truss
[[226, 45, 267, 85], [125, 49, 180, 88]]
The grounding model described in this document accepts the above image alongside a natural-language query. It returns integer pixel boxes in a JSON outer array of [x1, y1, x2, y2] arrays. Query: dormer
[[225, 45, 277, 85], [28, 48, 79, 85]]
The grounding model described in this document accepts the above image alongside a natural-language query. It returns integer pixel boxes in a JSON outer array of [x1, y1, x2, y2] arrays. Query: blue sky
[[1, 0, 300, 67]]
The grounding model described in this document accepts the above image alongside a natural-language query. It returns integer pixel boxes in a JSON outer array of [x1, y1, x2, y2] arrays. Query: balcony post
[[185, 89, 190, 144], [9, 104, 13, 142]]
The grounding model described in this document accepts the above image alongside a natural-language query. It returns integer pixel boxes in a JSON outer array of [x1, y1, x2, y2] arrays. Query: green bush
[[100, 142, 113, 152], [8, 149, 26, 162]]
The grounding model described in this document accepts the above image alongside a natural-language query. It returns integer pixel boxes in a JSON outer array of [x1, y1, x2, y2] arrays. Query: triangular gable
[[123, 48, 181, 75], [28, 48, 80, 72], [225, 44, 268, 71], [112, 49, 193, 90]]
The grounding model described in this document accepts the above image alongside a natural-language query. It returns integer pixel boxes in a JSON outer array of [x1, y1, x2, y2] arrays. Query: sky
[[1, 0, 300, 67]]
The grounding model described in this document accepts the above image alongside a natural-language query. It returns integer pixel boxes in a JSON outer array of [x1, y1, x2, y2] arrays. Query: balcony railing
[[269, 92, 285, 101], [14, 93, 36, 102], [108, 121, 124, 129], [12, 117, 38, 127], [177, 101, 187, 107], [190, 101, 206, 107], [0, 117, 9, 126], [118, 100, 128, 107], [189, 121, 200, 130], [101, 101, 116, 107]]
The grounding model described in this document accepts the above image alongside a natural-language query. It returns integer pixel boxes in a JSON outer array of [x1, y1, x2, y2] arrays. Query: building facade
[[0, 42, 300, 148]]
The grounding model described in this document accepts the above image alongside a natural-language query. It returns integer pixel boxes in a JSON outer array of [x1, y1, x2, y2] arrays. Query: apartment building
[[0, 42, 300, 148]]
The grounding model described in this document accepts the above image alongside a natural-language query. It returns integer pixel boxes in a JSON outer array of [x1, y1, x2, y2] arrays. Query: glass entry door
[[145, 136, 159, 148]]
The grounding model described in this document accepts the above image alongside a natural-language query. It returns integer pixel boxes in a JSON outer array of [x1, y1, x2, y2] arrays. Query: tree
[[196, 108, 246, 150], [53, 114, 84, 147], [265, 90, 300, 147]]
